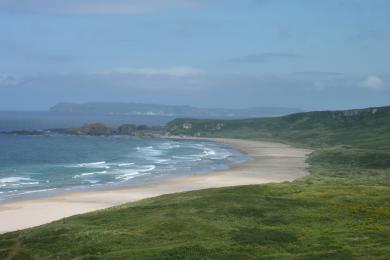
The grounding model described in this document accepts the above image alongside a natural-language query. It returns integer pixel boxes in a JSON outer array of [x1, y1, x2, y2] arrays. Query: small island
[[0, 123, 165, 137]]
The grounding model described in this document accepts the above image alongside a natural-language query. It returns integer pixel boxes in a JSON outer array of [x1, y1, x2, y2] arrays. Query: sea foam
[[0, 177, 33, 183]]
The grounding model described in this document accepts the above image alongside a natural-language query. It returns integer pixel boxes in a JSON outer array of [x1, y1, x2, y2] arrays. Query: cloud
[[46, 54, 76, 62], [0, 0, 196, 15], [359, 75, 386, 90], [5, 66, 204, 91], [304, 75, 389, 91], [354, 30, 390, 41], [0, 74, 24, 86], [293, 71, 344, 77], [98, 66, 203, 78], [229, 52, 299, 63], [7, 68, 389, 97]]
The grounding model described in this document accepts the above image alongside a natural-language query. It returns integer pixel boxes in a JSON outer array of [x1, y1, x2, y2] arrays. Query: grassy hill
[[167, 106, 390, 150], [1, 106, 390, 259]]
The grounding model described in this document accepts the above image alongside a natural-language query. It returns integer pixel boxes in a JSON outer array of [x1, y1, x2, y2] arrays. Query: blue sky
[[0, 0, 389, 110]]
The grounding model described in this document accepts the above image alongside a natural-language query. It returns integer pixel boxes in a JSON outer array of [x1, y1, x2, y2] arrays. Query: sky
[[0, 0, 389, 111]]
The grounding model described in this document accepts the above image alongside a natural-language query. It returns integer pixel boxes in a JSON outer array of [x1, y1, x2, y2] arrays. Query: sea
[[0, 112, 251, 202]]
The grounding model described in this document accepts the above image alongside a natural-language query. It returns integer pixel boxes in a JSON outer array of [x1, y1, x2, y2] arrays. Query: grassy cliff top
[[167, 106, 390, 150]]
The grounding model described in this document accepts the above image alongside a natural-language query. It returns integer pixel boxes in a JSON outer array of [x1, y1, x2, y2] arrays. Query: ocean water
[[0, 111, 174, 132], [0, 135, 250, 202]]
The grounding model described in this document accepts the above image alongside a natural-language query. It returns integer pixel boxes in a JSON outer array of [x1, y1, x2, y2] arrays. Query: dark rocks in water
[[0, 130, 47, 136], [136, 125, 149, 131], [117, 124, 137, 135], [64, 123, 114, 136], [1, 123, 163, 137]]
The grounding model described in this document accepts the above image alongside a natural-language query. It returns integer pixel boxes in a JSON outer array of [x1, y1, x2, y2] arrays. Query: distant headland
[[49, 102, 302, 118]]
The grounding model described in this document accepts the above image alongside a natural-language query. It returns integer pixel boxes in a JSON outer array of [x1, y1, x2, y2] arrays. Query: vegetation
[[70, 123, 115, 136], [1, 123, 164, 137], [167, 106, 390, 150], [1, 106, 390, 259], [54, 123, 161, 136], [116, 123, 138, 135]]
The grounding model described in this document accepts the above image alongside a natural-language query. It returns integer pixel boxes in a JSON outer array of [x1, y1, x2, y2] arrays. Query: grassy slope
[[167, 106, 390, 150], [1, 106, 390, 259]]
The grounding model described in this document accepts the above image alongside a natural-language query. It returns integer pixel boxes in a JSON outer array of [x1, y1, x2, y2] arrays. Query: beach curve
[[0, 138, 312, 234]]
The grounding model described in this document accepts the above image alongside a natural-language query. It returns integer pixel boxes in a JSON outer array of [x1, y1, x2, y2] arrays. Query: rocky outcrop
[[68, 123, 114, 136], [116, 124, 137, 135]]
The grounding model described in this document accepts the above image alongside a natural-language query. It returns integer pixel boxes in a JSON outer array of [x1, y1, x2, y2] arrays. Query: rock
[[117, 124, 137, 135]]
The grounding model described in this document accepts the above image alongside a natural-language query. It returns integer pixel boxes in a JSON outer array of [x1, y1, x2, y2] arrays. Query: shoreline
[[0, 138, 312, 234], [0, 136, 249, 204]]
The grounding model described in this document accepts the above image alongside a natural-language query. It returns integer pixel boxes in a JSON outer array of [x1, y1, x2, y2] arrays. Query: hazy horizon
[[1, 101, 389, 113], [1, 0, 389, 111]]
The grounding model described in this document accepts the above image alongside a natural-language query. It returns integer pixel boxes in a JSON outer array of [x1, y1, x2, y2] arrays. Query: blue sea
[[0, 134, 250, 202], [0, 111, 174, 132]]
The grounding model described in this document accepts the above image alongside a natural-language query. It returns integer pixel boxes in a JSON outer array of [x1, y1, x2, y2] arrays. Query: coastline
[[0, 138, 312, 234]]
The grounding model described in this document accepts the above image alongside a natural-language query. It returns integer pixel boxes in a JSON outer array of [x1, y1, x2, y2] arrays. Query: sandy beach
[[0, 138, 311, 234]]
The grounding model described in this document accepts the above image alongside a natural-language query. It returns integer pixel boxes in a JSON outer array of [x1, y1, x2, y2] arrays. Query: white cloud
[[360, 75, 386, 90], [313, 80, 327, 90], [0, 0, 196, 15], [0, 74, 23, 86], [98, 66, 203, 77]]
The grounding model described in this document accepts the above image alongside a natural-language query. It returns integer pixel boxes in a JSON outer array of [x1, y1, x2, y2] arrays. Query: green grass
[[167, 106, 390, 149], [1, 148, 389, 259], [1, 106, 390, 259]]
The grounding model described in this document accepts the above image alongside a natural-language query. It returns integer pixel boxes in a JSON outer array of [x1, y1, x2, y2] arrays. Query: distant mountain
[[49, 102, 302, 119]]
